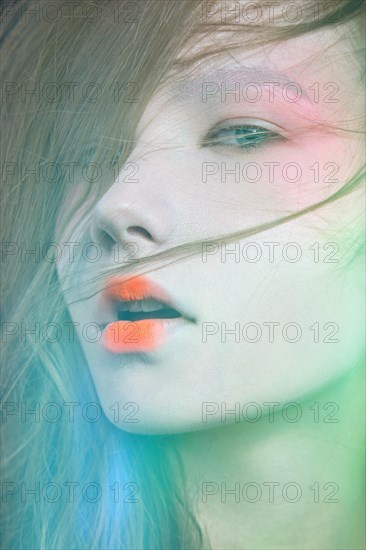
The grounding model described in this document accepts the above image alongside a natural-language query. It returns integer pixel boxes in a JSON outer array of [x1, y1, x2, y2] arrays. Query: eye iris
[[203, 123, 279, 151], [234, 125, 267, 147]]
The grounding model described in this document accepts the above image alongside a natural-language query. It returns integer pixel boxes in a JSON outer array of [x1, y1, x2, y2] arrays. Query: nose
[[90, 163, 175, 254]]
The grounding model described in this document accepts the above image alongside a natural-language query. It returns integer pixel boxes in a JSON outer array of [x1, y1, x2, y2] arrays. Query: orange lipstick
[[100, 276, 186, 353]]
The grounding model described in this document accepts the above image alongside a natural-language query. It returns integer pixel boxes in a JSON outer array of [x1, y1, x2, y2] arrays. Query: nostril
[[127, 226, 154, 241]]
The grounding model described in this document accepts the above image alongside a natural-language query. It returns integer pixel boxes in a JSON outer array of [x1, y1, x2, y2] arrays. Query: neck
[[174, 364, 365, 549]]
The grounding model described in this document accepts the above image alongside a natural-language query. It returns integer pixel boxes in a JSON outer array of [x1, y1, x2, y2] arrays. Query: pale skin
[[57, 21, 365, 549]]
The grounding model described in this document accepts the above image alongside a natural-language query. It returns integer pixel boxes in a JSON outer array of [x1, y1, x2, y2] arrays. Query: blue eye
[[202, 124, 283, 152]]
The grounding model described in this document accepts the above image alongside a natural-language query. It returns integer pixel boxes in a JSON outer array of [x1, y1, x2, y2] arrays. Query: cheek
[[195, 129, 361, 228], [198, 215, 364, 398]]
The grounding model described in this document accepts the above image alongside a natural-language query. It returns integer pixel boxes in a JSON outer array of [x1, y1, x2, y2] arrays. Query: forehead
[[132, 19, 363, 143], [171, 23, 362, 103], [173, 20, 360, 81]]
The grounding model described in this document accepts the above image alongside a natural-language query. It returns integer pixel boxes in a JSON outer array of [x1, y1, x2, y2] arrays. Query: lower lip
[[101, 317, 186, 353]]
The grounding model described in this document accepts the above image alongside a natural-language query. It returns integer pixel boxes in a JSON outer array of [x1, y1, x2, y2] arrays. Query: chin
[[102, 406, 215, 436]]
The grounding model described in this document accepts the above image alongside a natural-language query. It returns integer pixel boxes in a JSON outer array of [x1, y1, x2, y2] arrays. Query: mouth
[[116, 299, 183, 322], [99, 276, 194, 354]]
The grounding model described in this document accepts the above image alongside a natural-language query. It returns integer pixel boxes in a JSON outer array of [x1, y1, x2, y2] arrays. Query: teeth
[[117, 299, 166, 313], [128, 301, 141, 312], [141, 299, 166, 312]]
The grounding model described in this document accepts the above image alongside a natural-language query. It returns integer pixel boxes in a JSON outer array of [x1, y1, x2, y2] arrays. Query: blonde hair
[[1, 1, 365, 548]]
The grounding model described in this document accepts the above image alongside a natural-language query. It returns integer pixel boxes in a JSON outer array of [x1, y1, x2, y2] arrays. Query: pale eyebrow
[[167, 65, 310, 101]]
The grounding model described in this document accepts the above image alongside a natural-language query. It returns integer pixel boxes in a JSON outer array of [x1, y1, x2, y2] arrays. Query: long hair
[[1, 1, 365, 548]]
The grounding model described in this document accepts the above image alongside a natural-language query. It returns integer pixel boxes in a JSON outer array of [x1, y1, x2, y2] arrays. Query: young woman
[[1, 0, 365, 548]]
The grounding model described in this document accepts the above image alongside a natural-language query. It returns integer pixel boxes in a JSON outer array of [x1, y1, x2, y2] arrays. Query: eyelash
[[201, 123, 285, 152]]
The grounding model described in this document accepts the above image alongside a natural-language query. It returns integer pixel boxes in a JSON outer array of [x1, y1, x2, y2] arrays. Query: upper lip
[[97, 276, 196, 326]]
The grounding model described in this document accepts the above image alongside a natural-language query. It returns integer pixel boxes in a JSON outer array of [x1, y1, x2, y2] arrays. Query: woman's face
[[57, 23, 365, 434]]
